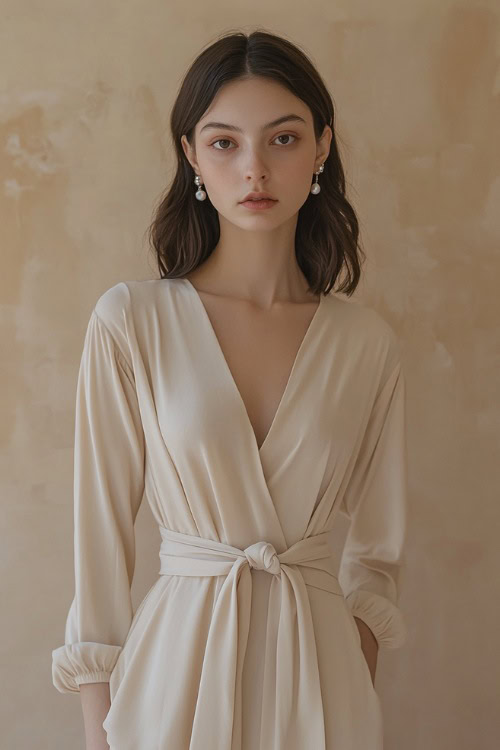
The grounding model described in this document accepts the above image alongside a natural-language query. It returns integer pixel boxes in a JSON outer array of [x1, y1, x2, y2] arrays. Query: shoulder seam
[[91, 308, 135, 381]]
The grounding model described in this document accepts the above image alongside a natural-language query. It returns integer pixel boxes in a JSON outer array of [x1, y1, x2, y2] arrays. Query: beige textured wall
[[2, 2, 499, 748]]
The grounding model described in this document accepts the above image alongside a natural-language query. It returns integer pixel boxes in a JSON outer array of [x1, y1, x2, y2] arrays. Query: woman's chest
[[190, 290, 322, 451]]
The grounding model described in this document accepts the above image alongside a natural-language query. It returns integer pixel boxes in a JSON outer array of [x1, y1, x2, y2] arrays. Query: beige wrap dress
[[52, 277, 408, 749]]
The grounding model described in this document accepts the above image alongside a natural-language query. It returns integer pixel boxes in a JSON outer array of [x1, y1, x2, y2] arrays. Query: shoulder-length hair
[[147, 28, 365, 297]]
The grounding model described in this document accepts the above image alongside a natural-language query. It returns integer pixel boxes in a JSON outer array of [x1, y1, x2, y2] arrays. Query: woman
[[52, 29, 408, 750]]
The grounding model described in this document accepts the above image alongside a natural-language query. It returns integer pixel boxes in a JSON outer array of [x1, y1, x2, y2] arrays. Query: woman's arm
[[354, 616, 379, 685], [338, 352, 409, 662], [79, 683, 111, 750]]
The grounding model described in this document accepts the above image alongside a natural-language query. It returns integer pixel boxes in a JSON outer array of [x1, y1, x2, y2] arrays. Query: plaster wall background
[[1, 2, 499, 748]]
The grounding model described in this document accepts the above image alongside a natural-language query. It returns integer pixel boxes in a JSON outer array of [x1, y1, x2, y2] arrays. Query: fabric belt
[[158, 526, 344, 749]]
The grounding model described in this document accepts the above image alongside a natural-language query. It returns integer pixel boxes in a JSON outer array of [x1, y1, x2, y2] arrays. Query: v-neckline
[[181, 277, 324, 455]]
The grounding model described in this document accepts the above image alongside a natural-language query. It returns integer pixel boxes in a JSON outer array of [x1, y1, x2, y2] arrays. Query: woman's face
[[181, 77, 331, 230]]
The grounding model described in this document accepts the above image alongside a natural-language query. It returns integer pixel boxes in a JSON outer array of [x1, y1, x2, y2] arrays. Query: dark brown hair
[[147, 28, 365, 296]]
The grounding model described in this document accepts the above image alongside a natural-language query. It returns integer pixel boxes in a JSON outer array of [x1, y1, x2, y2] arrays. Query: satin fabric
[[52, 278, 408, 749]]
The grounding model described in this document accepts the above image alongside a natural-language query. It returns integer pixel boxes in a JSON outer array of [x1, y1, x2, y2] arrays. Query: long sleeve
[[52, 305, 146, 693], [338, 354, 409, 650]]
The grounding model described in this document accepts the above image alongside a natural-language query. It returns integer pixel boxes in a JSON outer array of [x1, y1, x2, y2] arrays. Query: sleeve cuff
[[52, 642, 123, 693], [345, 589, 408, 649]]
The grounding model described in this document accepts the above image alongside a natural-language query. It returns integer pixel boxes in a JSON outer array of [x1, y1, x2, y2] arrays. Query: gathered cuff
[[345, 589, 408, 649], [52, 642, 122, 693]]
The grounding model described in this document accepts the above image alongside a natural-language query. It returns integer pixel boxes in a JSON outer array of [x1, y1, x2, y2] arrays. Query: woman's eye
[[273, 134, 297, 146], [211, 138, 234, 150], [209, 134, 297, 150]]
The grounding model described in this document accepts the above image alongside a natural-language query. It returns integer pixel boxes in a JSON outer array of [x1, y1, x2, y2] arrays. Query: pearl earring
[[194, 174, 207, 201], [310, 164, 324, 195]]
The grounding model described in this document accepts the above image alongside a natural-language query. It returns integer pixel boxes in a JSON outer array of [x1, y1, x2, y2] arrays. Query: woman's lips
[[239, 199, 278, 210]]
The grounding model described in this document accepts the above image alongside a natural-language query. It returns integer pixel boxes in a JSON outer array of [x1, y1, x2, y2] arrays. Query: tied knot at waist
[[244, 540, 281, 575], [157, 525, 343, 596]]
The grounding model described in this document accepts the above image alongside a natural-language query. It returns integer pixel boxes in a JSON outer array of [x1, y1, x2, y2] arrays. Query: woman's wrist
[[79, 682, 111, 749]]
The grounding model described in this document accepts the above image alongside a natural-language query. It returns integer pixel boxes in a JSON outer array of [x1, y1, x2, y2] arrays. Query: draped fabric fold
[[344, 588, 408, 649], [157, 527, 344, 750]]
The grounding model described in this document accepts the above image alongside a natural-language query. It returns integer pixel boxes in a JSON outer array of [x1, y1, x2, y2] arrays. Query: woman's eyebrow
[[199, 114, 307, 134]]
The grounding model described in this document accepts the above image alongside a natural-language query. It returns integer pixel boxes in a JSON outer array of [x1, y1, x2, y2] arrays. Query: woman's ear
[[315, 124, 332, 168], [181, 134, 199, 174]]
